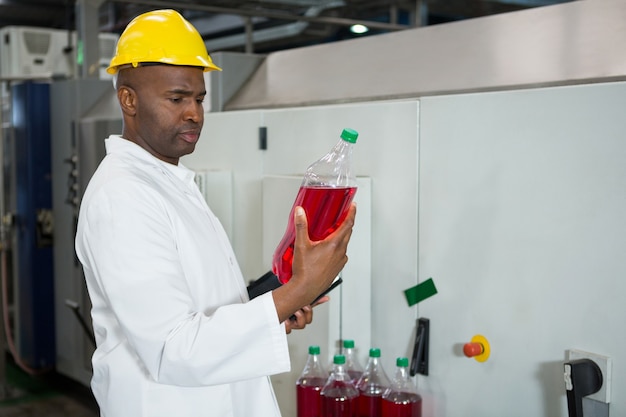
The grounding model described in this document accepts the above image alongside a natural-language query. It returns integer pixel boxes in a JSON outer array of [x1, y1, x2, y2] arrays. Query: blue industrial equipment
[[11, 81, 55, 369]]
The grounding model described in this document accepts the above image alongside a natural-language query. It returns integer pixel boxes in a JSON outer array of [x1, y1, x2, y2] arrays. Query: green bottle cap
[[309, 345, 320, 355], [369, 348, 381, 358], [334, 354, 346, 365], [397, 357, 409, 367], [341, 128, 358, 143], [343, 340, 355, 349]]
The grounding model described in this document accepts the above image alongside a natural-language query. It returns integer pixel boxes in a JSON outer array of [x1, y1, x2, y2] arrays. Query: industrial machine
[[0, 81, 55, 374], [50, 79, 121, 386], [0, 22, 118, 388]]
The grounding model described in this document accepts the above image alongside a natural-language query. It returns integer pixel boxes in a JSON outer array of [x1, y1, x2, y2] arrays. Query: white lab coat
[[75, 136, 290, 417]]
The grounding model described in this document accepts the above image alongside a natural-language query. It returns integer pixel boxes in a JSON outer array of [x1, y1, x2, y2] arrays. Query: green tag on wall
[[404, 278, 438, 307]]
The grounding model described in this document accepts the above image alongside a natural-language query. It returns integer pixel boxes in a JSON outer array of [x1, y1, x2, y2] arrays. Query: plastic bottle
[[356, 348, 390, 417], [296, 345, 328, 417], [272, 128, 359, 284], [343, 339, 364, 383], [381, 357, 422, 417], [321, 354, 360, 417]]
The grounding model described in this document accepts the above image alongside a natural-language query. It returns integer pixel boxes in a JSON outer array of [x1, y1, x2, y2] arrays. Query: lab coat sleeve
[[77, 176, 290, 387]]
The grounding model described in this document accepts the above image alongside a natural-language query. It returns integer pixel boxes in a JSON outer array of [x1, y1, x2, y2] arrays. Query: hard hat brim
[[106, 60, 222, 75]]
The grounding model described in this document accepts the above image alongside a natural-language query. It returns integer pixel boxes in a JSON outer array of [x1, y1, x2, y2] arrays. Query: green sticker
[[404, 278, 437, 307]]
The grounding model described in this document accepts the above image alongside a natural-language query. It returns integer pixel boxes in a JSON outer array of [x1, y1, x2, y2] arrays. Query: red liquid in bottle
[[321, 384, 359, 417], [272, 186, 357, 284], [357, 391, 383, 417], [381, 393, 422, 417], [297, 377, 326, 417]]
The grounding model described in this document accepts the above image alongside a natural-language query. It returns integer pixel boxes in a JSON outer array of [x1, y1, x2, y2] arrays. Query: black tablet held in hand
[[247, 271, 343, 303]]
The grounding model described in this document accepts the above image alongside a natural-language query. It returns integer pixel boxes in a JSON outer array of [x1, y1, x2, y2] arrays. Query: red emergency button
[[463, 342, 483, 358], [463, 335, 490, 362]]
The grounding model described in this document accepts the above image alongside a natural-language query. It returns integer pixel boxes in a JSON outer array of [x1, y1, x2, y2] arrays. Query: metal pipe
[[245, 16, 254, 54], [415, 0, 427, 27], [0, 80, 6, 395], [390, 3, 398, 25], [76, 0, 106, 79]]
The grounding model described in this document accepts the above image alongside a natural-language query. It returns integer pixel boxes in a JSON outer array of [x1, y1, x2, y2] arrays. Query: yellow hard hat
[[107, 9, 221, 74]]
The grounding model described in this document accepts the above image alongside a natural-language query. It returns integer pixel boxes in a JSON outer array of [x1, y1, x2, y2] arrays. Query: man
[[74, 9, 356, 417]]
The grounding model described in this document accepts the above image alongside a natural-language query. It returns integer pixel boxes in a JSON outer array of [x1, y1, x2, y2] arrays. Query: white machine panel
[[418, 82, 626, 417]]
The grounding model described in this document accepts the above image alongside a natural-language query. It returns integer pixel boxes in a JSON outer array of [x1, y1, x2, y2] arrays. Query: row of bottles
[[296, 341, 422, 417]]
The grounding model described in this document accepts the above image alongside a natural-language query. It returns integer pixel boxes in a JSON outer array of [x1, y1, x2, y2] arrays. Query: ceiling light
[[350, 24, 369, 34]]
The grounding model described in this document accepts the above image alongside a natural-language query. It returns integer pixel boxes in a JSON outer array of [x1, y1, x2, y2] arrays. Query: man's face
[[121, 65, 206, 165]]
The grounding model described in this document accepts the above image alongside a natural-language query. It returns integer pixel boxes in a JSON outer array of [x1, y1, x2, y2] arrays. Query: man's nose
[[184, 101, 203, 122]]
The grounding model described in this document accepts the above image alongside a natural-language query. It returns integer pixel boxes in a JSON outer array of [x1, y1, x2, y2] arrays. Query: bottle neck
[[302, 354, 326, 377], [334, 138, 354, 157], [395, 366, 410, 381], [390, 365, 418, 394], [332, 363, 351, 381], [303, 137, 356, 188], [366, 357, 381, 369]]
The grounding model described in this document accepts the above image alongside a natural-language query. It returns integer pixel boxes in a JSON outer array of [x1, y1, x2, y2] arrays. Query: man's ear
[[117, 86, 137, 116]]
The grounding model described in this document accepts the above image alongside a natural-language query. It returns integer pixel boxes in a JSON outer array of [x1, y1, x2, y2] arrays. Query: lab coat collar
[[105, 135, 197, 187]]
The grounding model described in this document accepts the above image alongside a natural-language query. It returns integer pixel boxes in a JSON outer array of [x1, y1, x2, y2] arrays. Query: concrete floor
[[0, 395, 99, 417], [0, 358, 99, 417]]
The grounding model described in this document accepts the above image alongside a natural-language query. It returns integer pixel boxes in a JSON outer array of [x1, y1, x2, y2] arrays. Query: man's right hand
[[272, 203, 356, 323]]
